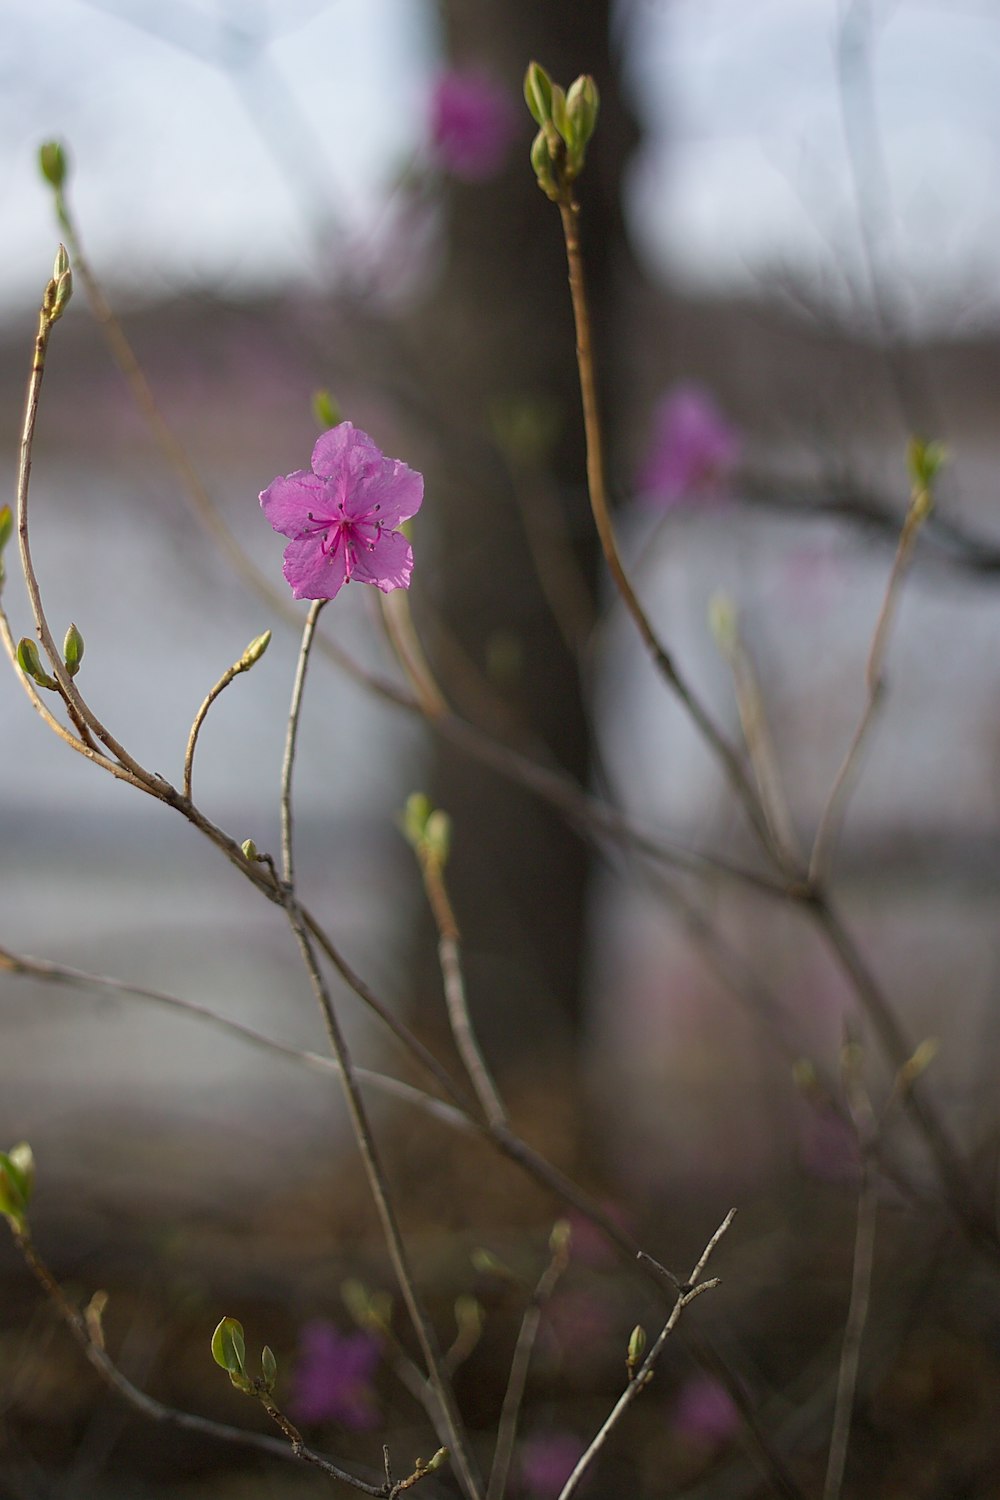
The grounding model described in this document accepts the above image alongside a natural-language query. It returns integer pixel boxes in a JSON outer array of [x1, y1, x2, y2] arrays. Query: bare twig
[[809, 475, 932, 882], [278, 607, 480, 1500], [412, 826, 507, 1130], [486, 1225, 572, 1500], [557, 1210, 737, 1500], [0, 946, 475, 1134], [556, 190, 780, 864], [183, 630, 271, 800], [823, 1049, 878, 1500]]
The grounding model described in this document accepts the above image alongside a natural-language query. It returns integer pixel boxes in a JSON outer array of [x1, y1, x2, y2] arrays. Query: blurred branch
[[558, 1210, 737, 1500], [8, 1223, 387, 1493]]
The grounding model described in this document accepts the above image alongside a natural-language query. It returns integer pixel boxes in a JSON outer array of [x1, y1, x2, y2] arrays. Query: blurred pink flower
[[670, 1375, 741, 1449], [637, 383, 741, 509], [291, 1322, 382, 1429], [518, 1432, 587, 1498], [430, 69, 519, 181], [260, 423, 423, 601]]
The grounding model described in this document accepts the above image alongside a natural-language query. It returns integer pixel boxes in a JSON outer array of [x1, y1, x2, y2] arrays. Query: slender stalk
[[809, 479, 932, 882], [279, 608, 481, 1500], [280, 600, 326, 885], [16, 274, 167, 793], [556, 194, 780, 865], [414, 838, 507, 1129], [184, 631, 270, 800], [823, 1065, 878, 1500], [378, 589, 448, 719], [557, 1210, 737, 1500], [0, 946, 474, 1134], [715, 611, 801, 865], [486, 1228, 571, 1500], [812, 894, 1000, 1261]]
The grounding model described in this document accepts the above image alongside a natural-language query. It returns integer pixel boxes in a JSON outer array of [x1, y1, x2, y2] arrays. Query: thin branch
[[16, 268, 167, 792], [11, 1226, 386, 1493], [280, 599, 325, 885], [413, 834, 507, 1130], [556, 190, 781, 866], [278, 607, 480, 1500], [809, 478, 932, 882], [823, 1056, 878, 1500], [557, 1210, 737, 1500], [183, 630, 271, 800], [713, 606, 801, 866], [486, 1227, 571, 1500], [0, 945, 474, 1135], [811, 894, 1000, 1262]]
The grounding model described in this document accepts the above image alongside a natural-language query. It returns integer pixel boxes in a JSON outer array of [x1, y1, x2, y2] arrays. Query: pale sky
[[3, 0, 999, 326]]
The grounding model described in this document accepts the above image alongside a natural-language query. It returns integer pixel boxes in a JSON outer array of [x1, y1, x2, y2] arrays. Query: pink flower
[[637, 383, 741, 509], [260, 423, 423, 601], [518, 1432, 587, 1498], [670, 1375, 741, 1449], [291, 1321, 382, 1429], [429, 69, 518, 181]]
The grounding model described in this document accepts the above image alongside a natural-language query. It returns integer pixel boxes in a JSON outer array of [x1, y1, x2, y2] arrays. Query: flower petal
[[349, 529, 414, 593], [260, 470, 329, 538], [349, 460, 423, 528], [281, 535, 348, 601]]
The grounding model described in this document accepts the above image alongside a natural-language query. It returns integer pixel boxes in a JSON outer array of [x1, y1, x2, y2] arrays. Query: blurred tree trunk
[[404, 2, 639, 1052]]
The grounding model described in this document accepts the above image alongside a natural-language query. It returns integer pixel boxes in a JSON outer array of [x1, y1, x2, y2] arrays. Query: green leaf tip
[[39, 141, 69, 191], [211, 1316, 248, 1385], [0, 1143, 35, 1233]]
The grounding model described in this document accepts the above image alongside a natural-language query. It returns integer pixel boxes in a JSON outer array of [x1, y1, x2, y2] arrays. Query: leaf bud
[[238, 629, 271, 671], [566, 75, 600, 154], [0, 1143, 35, 1234], [626, 1322, 646, 1378], [260, 1344, 277, 1391], [63, 622, 85, 678], [312, 389, 342, 430], [211, 1316, 248, 1387], [39, 141, 69, 190], [241, 838, 258, 861], [523, 61, 554, 127], [17, 637, 58, 690], [0, 505, 11, 554], [530, 129, 559, 200]]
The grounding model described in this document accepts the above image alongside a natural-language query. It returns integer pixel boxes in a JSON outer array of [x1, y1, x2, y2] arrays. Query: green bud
[[401, 791, 432, 850], [708, 591, 738, 655], [211, 1316, 247, 1385], [39, 142, 69, 191], [626, 1323, 646, 1376], [0, 1143, 34, 1233], [63, 622, 84, 678], [566, 76, 600, 154], [550, 84, 569, 144], [238, 629, 271, 671], [0, 505, 11, 554], [312, 389, 342, 430], [471, 1246, 517, 1282], [260, 1344, 277, 1391], [424, 809, 451, 866], [523, 61, 554, 127], [240, 838, 258, 861], [423, 1449, 450, 1475], [530, 129, 559, 200], [898, 1036, 940, 1091], [549, 1218, 572, 1256], [42, 245, 73, 323], [907, 436, 948, 492], [454, 1293, 484, 1340], [17, 637, 58, 691]]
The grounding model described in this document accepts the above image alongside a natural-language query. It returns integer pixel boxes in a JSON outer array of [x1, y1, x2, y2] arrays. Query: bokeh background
[[4, 2, 1000, 1496]]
